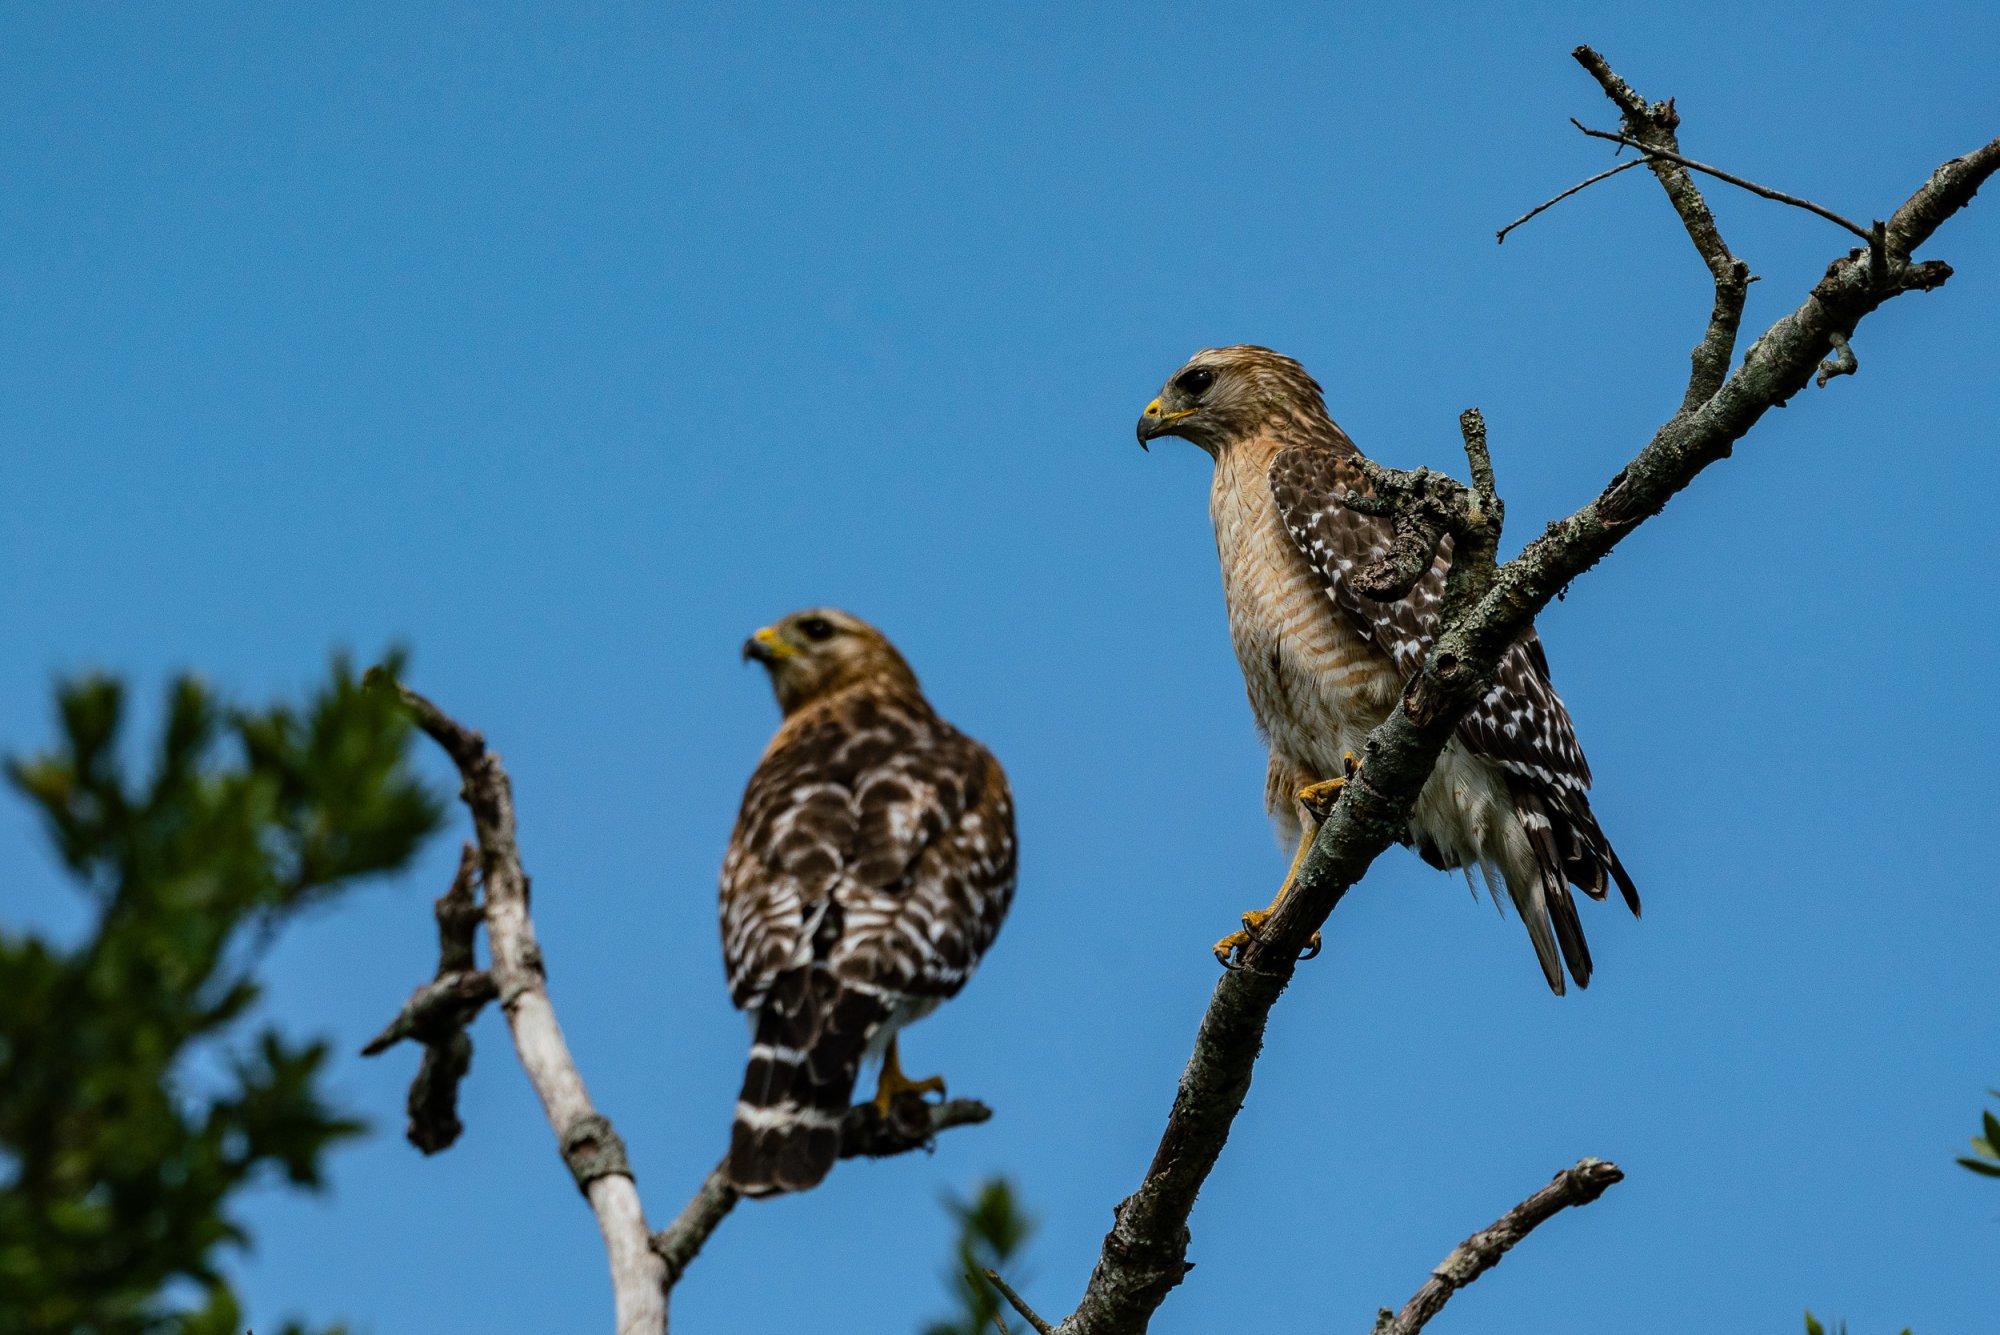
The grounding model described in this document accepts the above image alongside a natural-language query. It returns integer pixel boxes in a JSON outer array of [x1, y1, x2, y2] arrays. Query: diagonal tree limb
[[368, 673, 669, 1335], [1049, 60, 1999, 1335], [1371, 1159, 1624, 1335], [650, 1097, 994, 1287]]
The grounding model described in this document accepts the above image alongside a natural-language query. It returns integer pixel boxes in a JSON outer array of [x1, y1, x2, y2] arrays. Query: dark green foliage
[[1956, 1092, 2000, 1178], [921, 1178, 1035, 1335], [1805, 1313, 1911, 1335], [0, 657, 443, 1335]]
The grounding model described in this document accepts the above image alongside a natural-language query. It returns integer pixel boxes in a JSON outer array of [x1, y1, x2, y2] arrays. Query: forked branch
[[650, 1098, 994, 1286], [367, 672, 669, 1334]]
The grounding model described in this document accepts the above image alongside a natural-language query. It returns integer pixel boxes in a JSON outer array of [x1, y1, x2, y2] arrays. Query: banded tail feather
[[726, 965, 890, 1197], [1506, 778, 1639, 994]]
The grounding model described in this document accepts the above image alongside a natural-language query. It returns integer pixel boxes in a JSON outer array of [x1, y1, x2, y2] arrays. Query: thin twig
[[1816, 331, 1858, 387], [1372, 1159, 1624, 1335], [1496, 157, 1644, 242], [1458, 409, 1496, 509], [653, 1164, 735, 1289], [986, 1269, 1055, 1335], [1571, 120, 1874, 240]]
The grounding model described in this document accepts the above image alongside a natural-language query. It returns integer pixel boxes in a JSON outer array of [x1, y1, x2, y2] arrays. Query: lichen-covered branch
[[368, 673, 669, 1335], [1341, 409, 1504, 623], [1372, 1159, 1624, 1335], [1050, 52, 1998, 1335]]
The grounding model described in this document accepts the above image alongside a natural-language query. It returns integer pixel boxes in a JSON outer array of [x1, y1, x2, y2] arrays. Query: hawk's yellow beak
[[1136, 398, 1199, 450], [742, 626, 796, 664]]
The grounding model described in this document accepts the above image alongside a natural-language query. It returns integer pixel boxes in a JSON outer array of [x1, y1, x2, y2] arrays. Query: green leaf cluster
[[1805, 1310, 1912, 1335], [921, 1177, 1036, 1335], [0, 657, 443, 1335], [1957, 1092, 2000, 1178]]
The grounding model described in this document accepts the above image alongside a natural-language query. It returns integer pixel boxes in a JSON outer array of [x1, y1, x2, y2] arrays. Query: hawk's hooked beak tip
[[1137, 398, 1194, 450], [743, 626, 795, 666], [1137, 398, 1162, 450]]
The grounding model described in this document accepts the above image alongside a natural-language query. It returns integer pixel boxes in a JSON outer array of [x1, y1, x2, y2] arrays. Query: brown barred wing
[[1268, 442, 1637, 989]]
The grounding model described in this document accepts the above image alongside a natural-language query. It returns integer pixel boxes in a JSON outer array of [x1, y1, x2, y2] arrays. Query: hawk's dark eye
[[1175, 367, 1215, 397], [797, 617, 837, 642]]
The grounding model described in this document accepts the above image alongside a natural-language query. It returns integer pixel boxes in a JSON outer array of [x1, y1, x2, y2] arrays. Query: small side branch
[[650, 1096, 995, 1287], [986, 1269, 1055, 1335], [361, 842, 497, 1153], [1342, 410, 1504, 626], [1372, 1159, 1624, 1335], [369, 671, 668, 1334], [1816, 331, 1858, 387]]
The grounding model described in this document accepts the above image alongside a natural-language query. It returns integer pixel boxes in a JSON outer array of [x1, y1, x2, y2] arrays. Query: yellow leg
[[870, 1034, 946, 1117], [1212, 754, 1358, 967]]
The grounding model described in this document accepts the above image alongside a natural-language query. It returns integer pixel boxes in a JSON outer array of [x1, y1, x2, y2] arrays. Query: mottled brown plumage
[[721, 609, 1015, 1195], [1138, 346, 1636, 992]]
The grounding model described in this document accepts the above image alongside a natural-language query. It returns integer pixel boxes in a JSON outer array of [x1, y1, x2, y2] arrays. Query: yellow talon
[[1296, 752, 1361, 820], [1213, 928, 1253, 966], [1295, 777, 1345, 820], [1216, 755, 1356, 967], [870, 1034, 946, 1117]]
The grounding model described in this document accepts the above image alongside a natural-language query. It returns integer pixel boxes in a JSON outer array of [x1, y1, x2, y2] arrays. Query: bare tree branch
[[362, 842, 495, 1153], [1816, 331, 1858, 387], [650, 1097, 994, 1287], [1049, 53, 1999, 1335], [368, 673, 669, 1335], [1371, 1159, 1624, 1335], [1570, 46, 1756, 411]]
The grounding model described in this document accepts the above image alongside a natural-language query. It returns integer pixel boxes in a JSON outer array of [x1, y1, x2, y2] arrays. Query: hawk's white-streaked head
[[1135, 345, 1331, 456], [743, 607, 920, 716]]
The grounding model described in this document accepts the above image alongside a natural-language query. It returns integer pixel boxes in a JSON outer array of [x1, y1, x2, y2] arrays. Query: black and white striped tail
[[1508, 779, 1640, 996], [726, 967, 888, 1197]]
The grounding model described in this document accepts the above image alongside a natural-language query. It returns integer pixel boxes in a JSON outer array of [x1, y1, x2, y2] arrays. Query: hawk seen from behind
[[1136, 345, 1638, 993], [721, 608, 1016, 1196]]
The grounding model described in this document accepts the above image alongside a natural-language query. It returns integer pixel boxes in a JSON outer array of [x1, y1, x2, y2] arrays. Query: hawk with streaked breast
[[1136, 345, 1637, 993], [721, 608, 1016, 1196]]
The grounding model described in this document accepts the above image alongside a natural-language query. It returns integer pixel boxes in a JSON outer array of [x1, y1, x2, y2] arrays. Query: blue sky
[[4, 3, 1997, 1332]]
